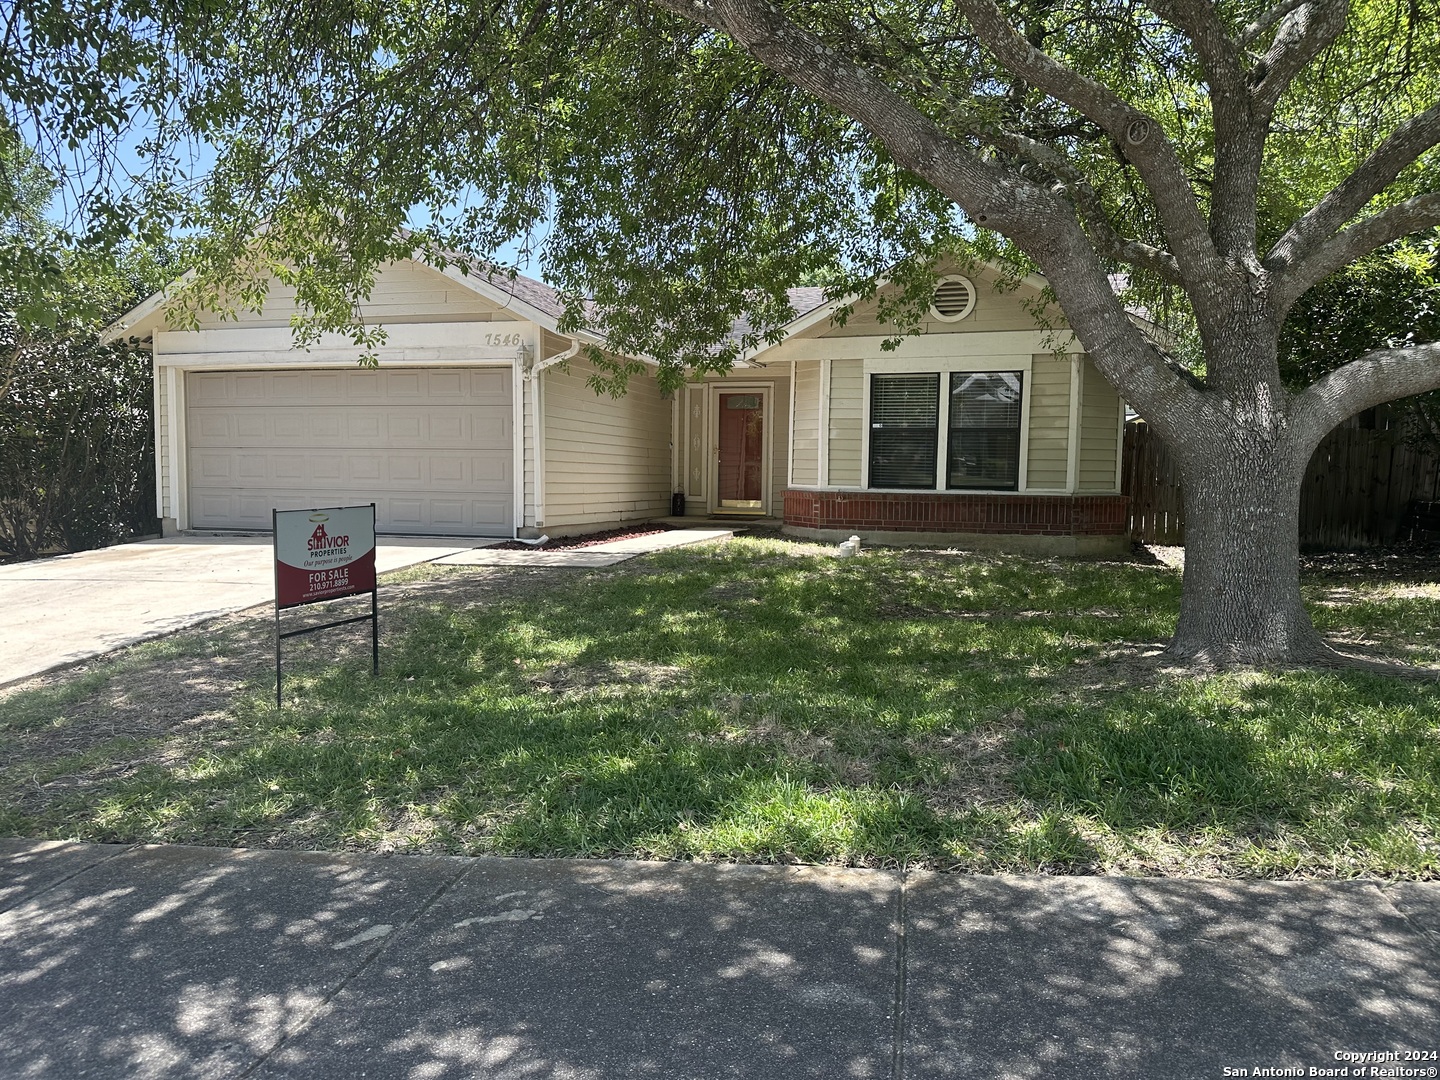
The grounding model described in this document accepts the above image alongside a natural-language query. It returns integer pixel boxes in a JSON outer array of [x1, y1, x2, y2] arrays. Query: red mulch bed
[[491, 524, 675, 551]]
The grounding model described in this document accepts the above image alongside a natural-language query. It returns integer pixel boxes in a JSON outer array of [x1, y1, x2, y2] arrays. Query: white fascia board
[[429, 262, 575, 335], [101, 269, 199, 344]]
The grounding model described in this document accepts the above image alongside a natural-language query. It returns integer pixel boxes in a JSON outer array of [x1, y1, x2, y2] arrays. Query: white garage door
[[186, 367, 514, 536]]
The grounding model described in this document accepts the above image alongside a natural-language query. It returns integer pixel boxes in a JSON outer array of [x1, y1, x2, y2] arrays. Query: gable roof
[[106, 257, 836, 372], [103, 258, 586, 345], [721, 287, 828, 353]]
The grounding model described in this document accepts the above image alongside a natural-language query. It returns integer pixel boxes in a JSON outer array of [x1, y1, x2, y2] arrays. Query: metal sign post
[[273, 504, 379, 708]]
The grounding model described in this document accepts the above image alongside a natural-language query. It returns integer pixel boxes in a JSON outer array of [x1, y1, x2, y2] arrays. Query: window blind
[[948, 371, 1022, 489], [869, 373, 939, 488]]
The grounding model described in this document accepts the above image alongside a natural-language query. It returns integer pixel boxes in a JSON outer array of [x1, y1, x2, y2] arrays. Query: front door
[[716, 392, 765, 510]]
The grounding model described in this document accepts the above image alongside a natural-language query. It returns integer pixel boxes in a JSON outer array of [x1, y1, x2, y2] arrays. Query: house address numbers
[[484, 332, 525, 347]]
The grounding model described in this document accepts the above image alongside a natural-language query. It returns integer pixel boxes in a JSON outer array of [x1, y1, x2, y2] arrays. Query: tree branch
[[1298, 340, 1440, 436], [1268, 102, 1440, 282], [1274, 193, 1440, 314], [1142, 0, 1246, 94], [992, 133, 1185, 284], [644, 0, 1204, 429], [841, 50, 1187, 286], [951, 0, 1229, 306], [1143, 0, 1263, 260], [1240, 0, 1308, 46], [1251, 0, 1348, 116]]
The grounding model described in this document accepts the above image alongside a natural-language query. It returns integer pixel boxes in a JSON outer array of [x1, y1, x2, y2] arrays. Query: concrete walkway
[[0, 536, 485, 687], [2, 840, 1436, 1079]]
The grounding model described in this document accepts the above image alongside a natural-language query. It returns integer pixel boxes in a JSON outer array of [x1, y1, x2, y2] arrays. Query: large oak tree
[[7, 0, 1440, 665]]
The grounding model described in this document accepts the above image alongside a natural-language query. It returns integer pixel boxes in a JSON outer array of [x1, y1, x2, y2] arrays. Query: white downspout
[[536, 338, 581, 373]]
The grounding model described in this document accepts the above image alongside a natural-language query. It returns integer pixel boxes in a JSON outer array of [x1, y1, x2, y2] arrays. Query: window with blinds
[[869, 373, 939, 488], [948, 371, 1022, 489]]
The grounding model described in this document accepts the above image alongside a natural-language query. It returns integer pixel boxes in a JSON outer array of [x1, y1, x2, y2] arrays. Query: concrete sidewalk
[[2, 840, 1436, 1079]]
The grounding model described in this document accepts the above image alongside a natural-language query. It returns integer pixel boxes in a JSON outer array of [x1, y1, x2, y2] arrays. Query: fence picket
[[1122, 422, 1440, 549]]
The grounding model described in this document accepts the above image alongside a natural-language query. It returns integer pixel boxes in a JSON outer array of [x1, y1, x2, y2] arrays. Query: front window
[[869, 373, 939, 489], [948, 371, 1022, 490], [866, 369, 1024, 490]]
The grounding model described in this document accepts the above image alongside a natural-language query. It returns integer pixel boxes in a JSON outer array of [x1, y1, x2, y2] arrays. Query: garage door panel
[[471, 454, 512, 487], [185, 367, 514, 536], [189, 448, 513, 489], [387, 415, 424, 440], [233, 374, 268, 400], [191, 489, 513, 534], [387, 372, 423, 397], [194, 413, 230, 440], [189, 369, 515, 406], [427, 371, 464, 397], [235, 414, 267, 439], [188, 406, 509, 451], [469, 369, 510, 404], [193, 452, 232, 483]]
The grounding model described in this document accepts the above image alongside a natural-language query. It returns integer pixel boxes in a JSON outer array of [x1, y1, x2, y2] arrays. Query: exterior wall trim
[[786, 360, 797, 487], [817, 357, 831, 487], [1115, 400, 1128, 493], [1066, 354, 1083, 494], [152, 363, 164, 519], [166, 366, 186, 531]]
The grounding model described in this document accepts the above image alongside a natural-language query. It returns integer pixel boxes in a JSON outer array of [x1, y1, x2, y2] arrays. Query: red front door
[[717, 393, 765, 508]]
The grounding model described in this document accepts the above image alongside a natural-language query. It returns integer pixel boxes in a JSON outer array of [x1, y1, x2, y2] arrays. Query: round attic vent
[[930, 275, 976, 322]]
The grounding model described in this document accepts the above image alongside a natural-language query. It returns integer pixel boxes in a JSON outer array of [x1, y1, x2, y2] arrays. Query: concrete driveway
[[0, 535, 481, 687]]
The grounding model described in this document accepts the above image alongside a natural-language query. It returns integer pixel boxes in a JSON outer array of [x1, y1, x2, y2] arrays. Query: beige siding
[[542, 356, 671, 528], [541, 330, 572, 359], [828, 358, 863, 486], [193, 261, 525, 330], [791, 360, 822, 485], [818, 269, 1048, 338], [1078, 359, 1122, 491], [1026, 353, 1072, 490]]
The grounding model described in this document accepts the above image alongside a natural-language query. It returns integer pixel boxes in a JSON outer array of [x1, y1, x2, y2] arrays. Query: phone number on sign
[[309, 568, 350, 587]]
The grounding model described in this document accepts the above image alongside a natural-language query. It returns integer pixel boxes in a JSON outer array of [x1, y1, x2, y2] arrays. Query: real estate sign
[[273, 505, 377, 609]]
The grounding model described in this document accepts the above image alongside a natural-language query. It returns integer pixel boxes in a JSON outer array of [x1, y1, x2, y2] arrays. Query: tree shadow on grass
[[2, 546, 1437, 874]]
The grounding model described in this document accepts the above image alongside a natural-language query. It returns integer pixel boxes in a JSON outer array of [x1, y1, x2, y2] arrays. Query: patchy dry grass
[[1, 537, 1437, 878]]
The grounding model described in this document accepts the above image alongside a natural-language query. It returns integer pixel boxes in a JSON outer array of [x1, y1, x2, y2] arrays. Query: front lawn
[[2, 537, 1437, 876]]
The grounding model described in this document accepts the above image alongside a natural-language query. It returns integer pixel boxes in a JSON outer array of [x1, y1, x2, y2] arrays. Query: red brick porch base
[[783, 489, 1130, 536]]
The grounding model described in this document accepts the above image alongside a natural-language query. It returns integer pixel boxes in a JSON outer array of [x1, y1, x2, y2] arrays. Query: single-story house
[[108, 258, 1128, 554]]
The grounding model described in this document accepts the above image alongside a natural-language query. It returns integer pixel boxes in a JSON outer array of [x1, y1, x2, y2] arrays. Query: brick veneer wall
[[783, 490, 1130, 536]]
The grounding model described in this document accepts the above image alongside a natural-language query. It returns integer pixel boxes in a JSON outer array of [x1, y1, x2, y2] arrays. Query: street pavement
[[2, 839, 1436, 1079]]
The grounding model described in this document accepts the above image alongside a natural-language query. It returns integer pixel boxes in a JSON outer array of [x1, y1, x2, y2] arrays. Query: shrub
[[0, 320, 157, 559]]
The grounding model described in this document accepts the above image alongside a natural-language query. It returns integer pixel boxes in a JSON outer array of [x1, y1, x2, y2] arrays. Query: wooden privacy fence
[[1122, 420, 1440, 549]]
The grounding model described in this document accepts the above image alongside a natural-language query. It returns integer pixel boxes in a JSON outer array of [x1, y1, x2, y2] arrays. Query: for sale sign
[[273, 505, 377, 609]]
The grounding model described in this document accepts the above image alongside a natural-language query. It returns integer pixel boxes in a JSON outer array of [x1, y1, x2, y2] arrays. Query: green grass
[[2, 537, 1437, 877]]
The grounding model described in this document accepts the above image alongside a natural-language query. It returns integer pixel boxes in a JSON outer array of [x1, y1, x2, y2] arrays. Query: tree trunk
[[1168, 433, 1328, 666]]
